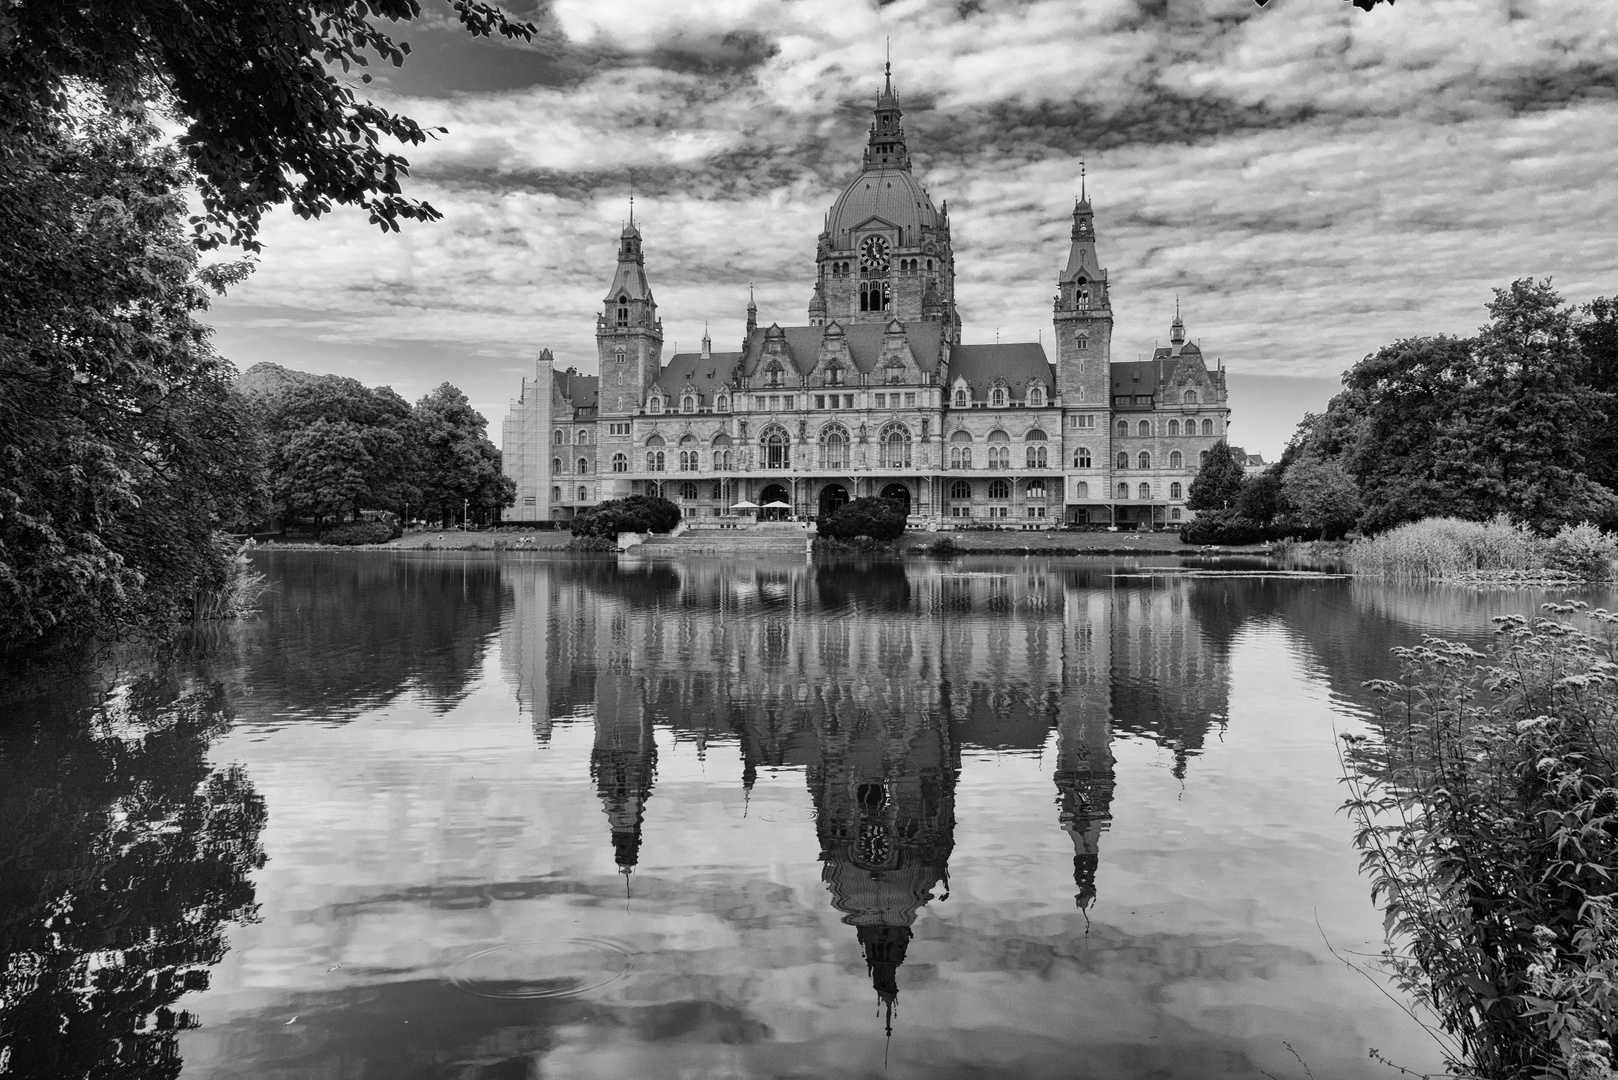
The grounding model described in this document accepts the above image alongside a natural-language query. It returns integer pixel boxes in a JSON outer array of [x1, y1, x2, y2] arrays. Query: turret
[[1053, 165, 1112, 407]]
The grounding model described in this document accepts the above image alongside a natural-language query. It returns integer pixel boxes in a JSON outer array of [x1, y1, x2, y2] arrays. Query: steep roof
[[652, 351, 744, 399], [949, 342, 1055, 395], [1111, 359, 1177, 398], [555, 370, 599, 410]]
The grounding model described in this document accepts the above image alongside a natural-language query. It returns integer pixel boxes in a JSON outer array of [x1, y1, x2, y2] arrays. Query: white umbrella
[[763, 500, 791, 509], [731, 500, 759, 509]]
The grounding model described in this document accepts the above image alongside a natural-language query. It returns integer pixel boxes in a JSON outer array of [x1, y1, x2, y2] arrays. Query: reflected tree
[[0, 675, 265, 1079]]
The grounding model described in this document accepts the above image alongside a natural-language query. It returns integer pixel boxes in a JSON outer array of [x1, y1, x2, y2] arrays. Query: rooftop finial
[[1080, 160, 1086, 202], [885, 38, 891, 95]]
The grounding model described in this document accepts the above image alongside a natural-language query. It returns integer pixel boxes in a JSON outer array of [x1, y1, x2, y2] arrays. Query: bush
[[925, 536, 961, 556], [1547, 521, 1618, 581], [570, 496, 681, 539], [1350, 514, 1544, 580], [1178, 510, 1265, 545], [320, 521, 395, 546], [1342, 604, 1618, 1079], [817, 497, 907, 542]]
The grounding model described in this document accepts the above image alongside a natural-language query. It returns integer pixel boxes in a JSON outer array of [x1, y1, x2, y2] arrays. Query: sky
[[207, 0, 1618, 460]]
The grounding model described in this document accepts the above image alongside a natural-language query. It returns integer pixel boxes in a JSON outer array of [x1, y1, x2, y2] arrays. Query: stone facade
[[504, 66, 1231, 529]]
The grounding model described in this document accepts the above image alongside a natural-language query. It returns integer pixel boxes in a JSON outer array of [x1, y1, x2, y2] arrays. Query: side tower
[[501, 347, 556, 521], [815, 64, 958, 340], [597, 221, 664, 416], [1053, 182, 1111, 406]]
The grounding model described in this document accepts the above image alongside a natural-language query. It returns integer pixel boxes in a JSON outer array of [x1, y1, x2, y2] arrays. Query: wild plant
[[1547, 523, 1618, 582], [1342, 603, 1618, 1079], [1350, 515, 1546, 580]]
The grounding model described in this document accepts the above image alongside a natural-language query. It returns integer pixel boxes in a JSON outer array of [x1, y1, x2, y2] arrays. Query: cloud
[[210, 0, 1618, 458]]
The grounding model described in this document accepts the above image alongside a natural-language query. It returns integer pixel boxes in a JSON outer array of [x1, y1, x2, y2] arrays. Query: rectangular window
[[904, 393, 916, 407], [815, 395, 825, 409], [1068, 414, 1093, 429], [874, 393, 887, 408], [753, 395, 765, 410], [1113, 396, 1129, 407], [523, 496, 536, 506], [990, 506, 1009, 519], [783, 395, 794, 410], [1135, 395, 1152, 405], [843, 394, 855, 409], [1025, 506, 1047, 518]]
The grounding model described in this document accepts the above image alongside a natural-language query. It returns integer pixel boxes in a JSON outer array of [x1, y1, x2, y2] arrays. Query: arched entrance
[[880, 482, 911, 517], [759, 482, 791, 522], [819, 483, 849, 519]]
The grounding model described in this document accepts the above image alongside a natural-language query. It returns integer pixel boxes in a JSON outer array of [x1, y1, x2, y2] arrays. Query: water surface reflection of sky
[[12, 552, 1611, 1079]]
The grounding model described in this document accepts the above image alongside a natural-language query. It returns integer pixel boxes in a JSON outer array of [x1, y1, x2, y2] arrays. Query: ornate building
[[503, 66, 1232, 529]]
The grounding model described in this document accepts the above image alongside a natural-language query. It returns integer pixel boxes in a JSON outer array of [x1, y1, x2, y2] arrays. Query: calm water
[[3, 552, 1612, 1080]]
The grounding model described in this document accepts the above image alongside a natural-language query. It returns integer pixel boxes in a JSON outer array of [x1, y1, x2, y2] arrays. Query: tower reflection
[[501, 557, 1238, 1022]]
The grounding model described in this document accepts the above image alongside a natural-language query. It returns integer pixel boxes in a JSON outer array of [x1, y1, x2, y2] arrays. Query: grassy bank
[[1346, 517, 1617, 583], [1342, 603, 1618, 1078]]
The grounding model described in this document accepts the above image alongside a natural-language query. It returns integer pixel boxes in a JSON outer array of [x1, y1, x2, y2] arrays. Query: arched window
[[1184, 390, 1198, 404], [1202, 418, 1214, 435], [1138, 451, 1150, 469], [1170, 481, 1183, 499], [820, 424, 849, 469], [612, 452, 627, 473], [646, 451, 665, 471], [761, 425, 790, 469], [1116, 451, 1129, 470], [1028, 386, 1045, 407], [616, 294, 629, 326], [552, 486, 561, 501], [1072, 446, 1092, 469], [553, 456, 566, 473], [681, 394, 697, 413], [1171, 507, 1182, 521], [1168, 419, 1180, 435], [1169, 450, 1183, 468], [1025, 429, 1048, 469], [990, 386, 1007, 407], [950, 480, 971, 500], [578, 457, 590, 474], [649, 396, 663, 414], [1138, 420, 1151, 437], [1116, 420, 1129, 435], [680, 481, 699, 501], [1116, 483, 1129, 499], [1075, 480, 1089, 499], [1025, 480, 1046, 499], [878, 423, 911, 468], [949, 430, 973, 469], [712, 432, 733, 472], [953, 388, 969, 408], [554, 429, 566, 444], [715, 393, 730, 412], [578, 429, 592, 444], [989, 479, 1010, 500], [1138, 482, 1151, 500], [678, 434, 699, 471], [579, 486, 589, 502], [987, 429, 1010, 469], [1199, 450, 1209, 466]]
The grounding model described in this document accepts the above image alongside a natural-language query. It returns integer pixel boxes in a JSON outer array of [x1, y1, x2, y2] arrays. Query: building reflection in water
[[500, 556, 1236, 1023]]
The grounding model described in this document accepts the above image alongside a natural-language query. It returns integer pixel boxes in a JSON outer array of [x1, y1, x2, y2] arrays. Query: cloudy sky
[[208, 0, 1618, 458]]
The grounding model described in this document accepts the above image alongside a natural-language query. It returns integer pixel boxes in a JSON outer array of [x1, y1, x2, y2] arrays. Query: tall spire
[[865, 55, 910, 171], [1170, 300, 1186, 346]]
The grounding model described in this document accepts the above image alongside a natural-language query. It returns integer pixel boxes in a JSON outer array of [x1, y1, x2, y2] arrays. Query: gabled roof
[[739, 320, 948, 377], [652, 351, 743, 399], [1111, 359, 1175, 397], [950, 342, 1054, 396], [555, 370, 599, 409]]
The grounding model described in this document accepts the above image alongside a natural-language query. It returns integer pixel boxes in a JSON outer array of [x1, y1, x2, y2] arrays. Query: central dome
[[827, 167, 937, 246]]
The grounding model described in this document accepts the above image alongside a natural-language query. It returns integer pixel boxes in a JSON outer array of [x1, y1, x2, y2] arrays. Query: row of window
[[1115, 390, 1203, 407], [551, 485, 592, 502], [553, 457, 593, 474], [645, 385, 1064, 414], [952, 386, 1046, 408], [553, 428, 593, 444], [1116, 417, 1217, 435], [542, 478, 1190, 506]]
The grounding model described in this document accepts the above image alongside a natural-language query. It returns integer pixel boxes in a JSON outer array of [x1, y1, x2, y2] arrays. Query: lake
[[2, 550, 1609, 1080]]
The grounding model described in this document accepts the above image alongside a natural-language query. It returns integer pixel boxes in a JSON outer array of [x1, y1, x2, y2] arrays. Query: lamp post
[[463, 498, 469, 529]]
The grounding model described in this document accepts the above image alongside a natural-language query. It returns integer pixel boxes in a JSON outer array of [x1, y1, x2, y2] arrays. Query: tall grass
[[191, 540, 269, 620], [1350, 515, 1546, 580]]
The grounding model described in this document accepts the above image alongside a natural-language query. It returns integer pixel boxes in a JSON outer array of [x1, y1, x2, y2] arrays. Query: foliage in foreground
[[1343, 604, 1618, 1079], [817, 496, 908, 542], [1350, 517, 1618, 581], [570, 496, 680, 540], [1178, 510, 1266, 545]]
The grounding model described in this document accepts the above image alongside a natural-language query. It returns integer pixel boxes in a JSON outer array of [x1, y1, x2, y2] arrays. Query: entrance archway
[[880, 482, 911, 517], [759, 482, 790, 521], [819, 483, 849, 519]]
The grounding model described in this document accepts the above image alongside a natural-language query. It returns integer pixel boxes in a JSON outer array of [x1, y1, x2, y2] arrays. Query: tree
[[1281, 459, 1362, 539], [0, 102, 266, 653], [818, 496, 908, 542], [572, 496, 681, 539], [1234, 467, 1287, 526], [414, 383, 513, 525], [1186, 442, 1247, 513], [1, 0, 535, 251]]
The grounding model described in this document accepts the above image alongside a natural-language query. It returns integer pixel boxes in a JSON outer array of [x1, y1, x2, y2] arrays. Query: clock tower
[[813, 63, 958, 340], [1053, 182, 1111, 406]]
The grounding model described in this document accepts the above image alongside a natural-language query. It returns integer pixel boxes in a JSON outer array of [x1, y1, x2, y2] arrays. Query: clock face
[[859, 235, 891, 272]]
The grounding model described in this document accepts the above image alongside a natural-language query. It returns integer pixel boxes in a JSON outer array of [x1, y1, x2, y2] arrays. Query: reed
[[1350, 515, 1545, 580], [191, 541, 269, 620]]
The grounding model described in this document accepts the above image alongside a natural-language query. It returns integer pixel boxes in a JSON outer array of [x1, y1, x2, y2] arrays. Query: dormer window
[[648, 396, 662, 414], [990, 387, 1007, 407], [681, 393, 697, 413], [715, 393, 729, 411], [953, 388, 968, 407], [1184, 390, 1198, 404], [1028, 386, 1045, 407]]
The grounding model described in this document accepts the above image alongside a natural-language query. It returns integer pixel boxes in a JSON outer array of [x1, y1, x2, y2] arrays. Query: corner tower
[[597, 220, 663, 416], [815, 63, 958, 340], [1053, 175, 1111, 406]]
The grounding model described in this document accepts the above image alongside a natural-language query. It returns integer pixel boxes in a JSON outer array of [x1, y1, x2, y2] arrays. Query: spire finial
[[1080, 160, 1086, 202], [885, 38, 891, 94]]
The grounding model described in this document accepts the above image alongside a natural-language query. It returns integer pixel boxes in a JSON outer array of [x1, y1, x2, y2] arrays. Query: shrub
[[925, 536, 961, 556], [1342, 604, 1618, 1079], [1350, 514, 1544, 580], [1547, 522, 1618, 581], [320, 520, 395, 546], [570, 496, 681, 539], [818, 497, 907, 542], [1178, 510, 1264, 545]]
